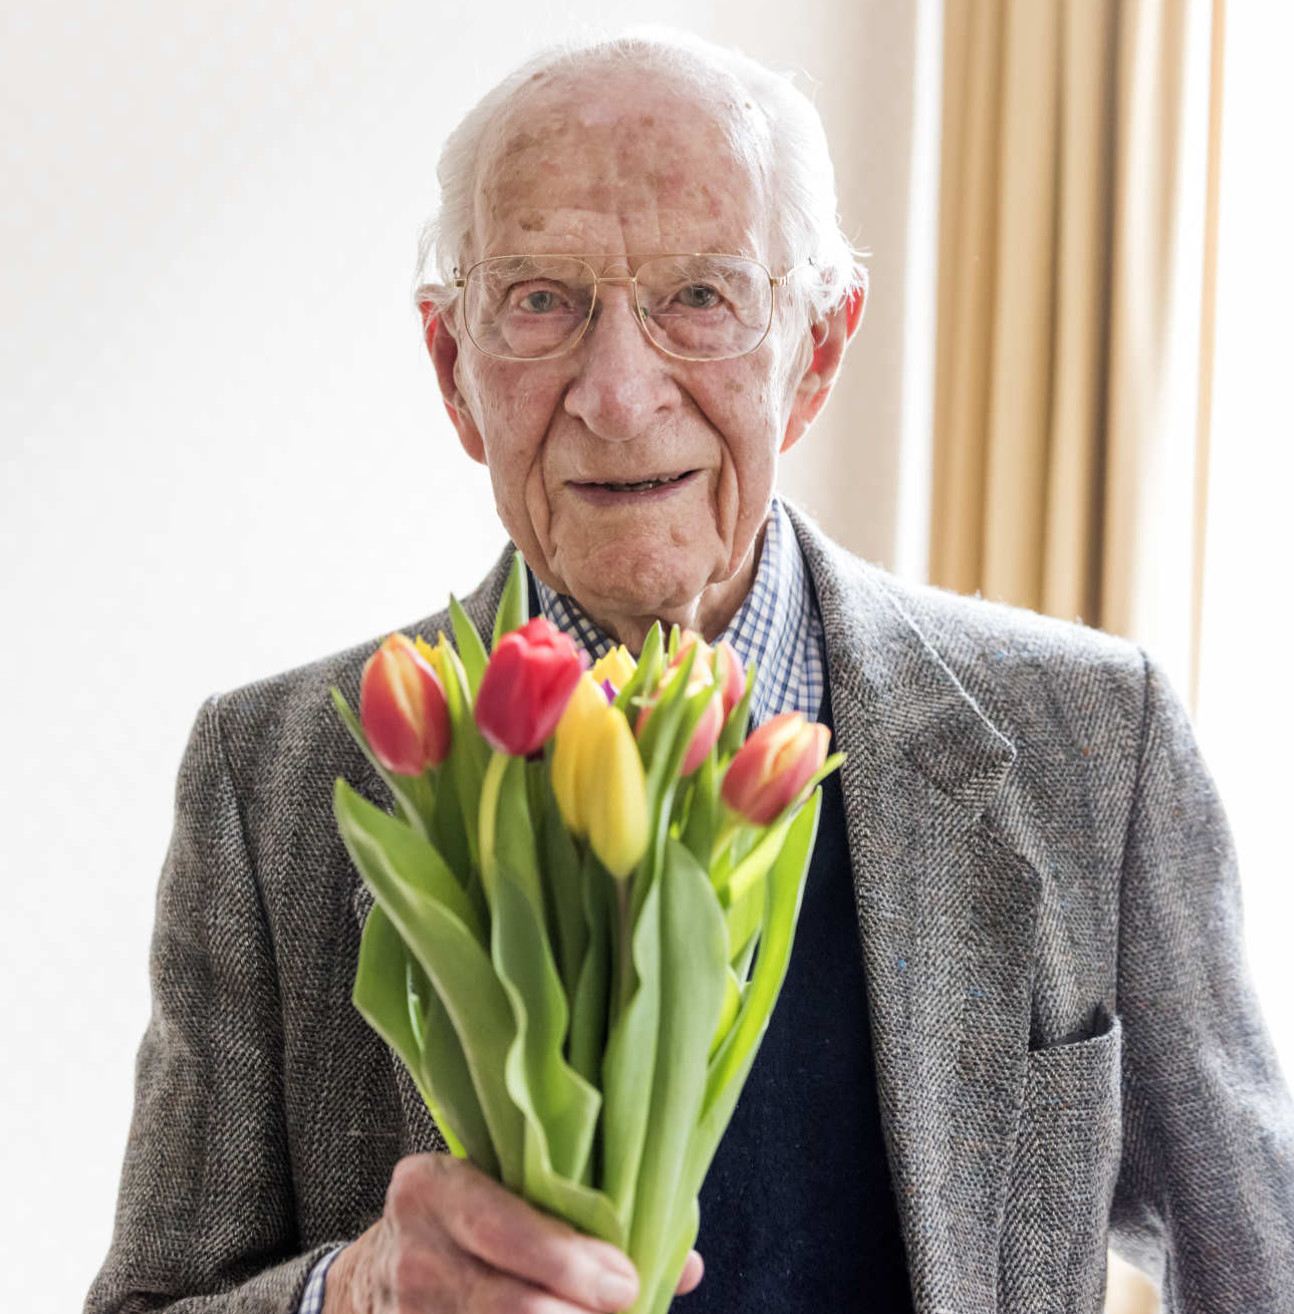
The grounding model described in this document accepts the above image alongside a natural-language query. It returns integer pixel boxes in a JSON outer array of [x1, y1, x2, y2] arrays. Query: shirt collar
[[532, 497, 825, 725]]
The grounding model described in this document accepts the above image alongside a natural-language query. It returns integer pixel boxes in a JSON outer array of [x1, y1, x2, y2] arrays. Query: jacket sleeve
[[86, 695, 345, 1313], [1108, 650, 1294, 1311]]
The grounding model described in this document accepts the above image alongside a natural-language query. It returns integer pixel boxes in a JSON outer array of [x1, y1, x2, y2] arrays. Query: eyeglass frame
[[436, 252, 810, 363]]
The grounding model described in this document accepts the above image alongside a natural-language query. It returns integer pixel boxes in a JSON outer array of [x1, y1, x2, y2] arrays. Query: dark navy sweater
[[685, 690, 915, 1311]]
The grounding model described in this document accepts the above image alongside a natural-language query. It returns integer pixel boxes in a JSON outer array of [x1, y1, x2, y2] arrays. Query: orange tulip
[[721, 711, 830, 825], [360, 633, 452, 774]]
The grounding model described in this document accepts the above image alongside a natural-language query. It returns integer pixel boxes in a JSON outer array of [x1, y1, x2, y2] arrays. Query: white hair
[[413, 27, 868, 327]]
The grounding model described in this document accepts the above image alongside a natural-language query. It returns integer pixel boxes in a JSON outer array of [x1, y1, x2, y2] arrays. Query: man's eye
[[675, 283, 723, 310], [516, 287, 563, 314]]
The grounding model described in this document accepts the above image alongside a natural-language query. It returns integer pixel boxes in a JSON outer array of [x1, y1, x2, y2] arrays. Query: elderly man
[[89, 28, 1294, 1314]]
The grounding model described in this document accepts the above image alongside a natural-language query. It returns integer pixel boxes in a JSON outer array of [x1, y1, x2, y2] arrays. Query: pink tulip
[[360, 633, 452, 775], [713, 639, 748, 719], [721, 712, 830, 825], [637, 644, 724, 777], [475, 617, 584, 756]]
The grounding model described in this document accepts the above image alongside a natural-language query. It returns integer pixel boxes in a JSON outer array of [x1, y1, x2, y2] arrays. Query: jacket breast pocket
[[998, 1006, 1124, 1314]]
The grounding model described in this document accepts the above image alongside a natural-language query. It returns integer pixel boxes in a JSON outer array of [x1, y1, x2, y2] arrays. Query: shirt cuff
[[298, 1245, 347, 1314]]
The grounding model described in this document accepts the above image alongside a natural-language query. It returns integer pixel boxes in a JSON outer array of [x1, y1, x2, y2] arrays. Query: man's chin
[[557, 552, 715, 632]]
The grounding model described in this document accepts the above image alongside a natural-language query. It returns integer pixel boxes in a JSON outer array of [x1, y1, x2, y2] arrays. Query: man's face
[[436, 72, 818, 632]]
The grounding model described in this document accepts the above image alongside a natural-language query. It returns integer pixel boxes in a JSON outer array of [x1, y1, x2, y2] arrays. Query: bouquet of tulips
[[330, 555, 842, 1314]]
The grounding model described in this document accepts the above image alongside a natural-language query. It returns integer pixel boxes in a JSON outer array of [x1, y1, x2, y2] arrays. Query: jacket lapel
[[790, 505, 1043, 1313]]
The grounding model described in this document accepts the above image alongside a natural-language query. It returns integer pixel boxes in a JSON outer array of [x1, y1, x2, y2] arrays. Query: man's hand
[[322, 1154, 704, 1313]]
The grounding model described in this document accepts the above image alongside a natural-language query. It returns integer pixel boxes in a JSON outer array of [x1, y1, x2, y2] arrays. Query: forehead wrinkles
[[468, 73, 773, 260]]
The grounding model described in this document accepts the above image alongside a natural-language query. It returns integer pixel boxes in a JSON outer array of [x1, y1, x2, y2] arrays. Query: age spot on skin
[[503, 129, 539, 157]]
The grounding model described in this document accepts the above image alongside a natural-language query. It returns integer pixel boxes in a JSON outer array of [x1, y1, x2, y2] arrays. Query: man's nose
[[562, 284, 677, 440]]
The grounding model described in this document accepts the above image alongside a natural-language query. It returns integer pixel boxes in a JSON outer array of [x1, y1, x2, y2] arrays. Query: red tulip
[[475, 617, 585, 756], [360, 633, 452, 774], [721, 711, 830, 825]]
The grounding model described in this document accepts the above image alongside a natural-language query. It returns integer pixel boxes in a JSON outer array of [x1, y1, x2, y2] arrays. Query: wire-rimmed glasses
[[443, 253, 799, 362]]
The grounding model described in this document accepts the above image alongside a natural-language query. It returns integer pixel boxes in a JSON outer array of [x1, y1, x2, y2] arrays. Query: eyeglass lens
[[462, 255, 774, 360]]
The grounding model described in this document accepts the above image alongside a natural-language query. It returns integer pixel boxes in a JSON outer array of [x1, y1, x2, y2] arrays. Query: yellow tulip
[[582, 706, 649, 879], [552, 673, 611, 837], [590, 644, 637, 693], [415, 632, 452, 685], [552, 674, 648, 877]]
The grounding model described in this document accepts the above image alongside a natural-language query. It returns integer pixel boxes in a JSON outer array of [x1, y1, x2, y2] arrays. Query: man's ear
[[419, 299, 486, 466], [780, 283, 866, 454]]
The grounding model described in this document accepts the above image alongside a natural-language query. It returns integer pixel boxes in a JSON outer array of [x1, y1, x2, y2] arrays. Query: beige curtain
[[931, 2, 1226, 1310], [931, 0, 1223, 715]]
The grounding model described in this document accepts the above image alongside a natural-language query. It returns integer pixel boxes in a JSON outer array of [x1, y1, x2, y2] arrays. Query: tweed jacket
[[88, 504, 1294, 1314]]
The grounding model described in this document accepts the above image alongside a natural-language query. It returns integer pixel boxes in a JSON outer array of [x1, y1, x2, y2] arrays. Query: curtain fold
[[931, 0, 1219, 710]]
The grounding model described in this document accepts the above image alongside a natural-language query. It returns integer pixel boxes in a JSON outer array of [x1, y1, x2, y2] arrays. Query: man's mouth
[[578, 470, 696, 493]]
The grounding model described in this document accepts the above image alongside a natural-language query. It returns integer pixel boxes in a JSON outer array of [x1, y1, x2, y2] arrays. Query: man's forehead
[[469, 69, 769, 258]]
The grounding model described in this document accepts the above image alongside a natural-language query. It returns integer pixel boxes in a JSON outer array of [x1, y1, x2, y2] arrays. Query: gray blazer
[[88, 505, 1294, 1314]]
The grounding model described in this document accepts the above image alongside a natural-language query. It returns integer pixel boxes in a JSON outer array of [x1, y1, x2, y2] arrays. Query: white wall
[[0, 2, 928, 1309]]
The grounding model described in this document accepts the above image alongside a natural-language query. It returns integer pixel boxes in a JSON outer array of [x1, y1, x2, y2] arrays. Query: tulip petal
[[585, 708, 649, 879]]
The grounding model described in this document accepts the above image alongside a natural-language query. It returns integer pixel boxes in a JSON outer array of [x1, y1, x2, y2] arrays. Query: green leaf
[[731, 925, 760, 984], [333, 780, 485, 945], [335, 779, 525, 1190], [541, 762, 589, 1008], [600, 876, 662, 1230], [626, 838, 728, 1297], [493, 866, 601, 1181], [702, 790, 820, 1127], [568, 847, 612, 1093], [479, 751, 542, 914], [680, 753, 718, 867], [429, 751, 472, 888], [352, 902, 489, 1171], [723, 874, 764, 966], [492, 551, 529, 651], [613, 622, 663, 715], [639, 1193, 701, 1314], [353, 900, 422, 1075], [492, 865, 623, 1247], [406, 954, 428, 1057], [717, 662, 757, 757], [435, 646, 488, 871], [329, 685, 434, 836], [449, 594, 489, 699], [633, 642, 696, 775], [713, 809, 796, 906]]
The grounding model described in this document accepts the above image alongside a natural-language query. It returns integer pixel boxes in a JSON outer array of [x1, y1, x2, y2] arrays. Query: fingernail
[[596, 1269, 639, 1310]]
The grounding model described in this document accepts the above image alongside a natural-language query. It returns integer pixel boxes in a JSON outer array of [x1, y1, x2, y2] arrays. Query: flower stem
[[613, 874, 633, 1025], [478, 749, 509, 909]]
